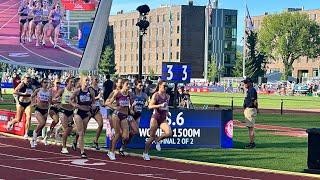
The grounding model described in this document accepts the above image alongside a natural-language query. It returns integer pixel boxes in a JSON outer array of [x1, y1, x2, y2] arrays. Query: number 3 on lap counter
[[162, 63, 191, 83]]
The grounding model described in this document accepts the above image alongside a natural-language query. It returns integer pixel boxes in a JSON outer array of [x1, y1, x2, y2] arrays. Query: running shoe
[[30, 140, 36, 148], [142, 153, 150, 161], [28, 37, 32, 42], [5, 122, 13, 131], [61, 148, 69, 154], [119, 146, 128, 157], [93, 141, 100, 150], [107, 152, 116, 161], [81, 152, 87, 159], [72, 141, 77, 151], [53, 44, 57, 48], [36, 43, 39, 47], [155, 141, 161, 151], [32, 131, 37, 146], [23, 133, 29, 139], [42, 138, 48, 146]]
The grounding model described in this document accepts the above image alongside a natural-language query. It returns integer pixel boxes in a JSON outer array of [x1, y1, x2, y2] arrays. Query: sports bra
[[61, 88, 73, 104], [116, 92, 130, 107], [38, 89, 51, 102], [77, 89, 92, 106]]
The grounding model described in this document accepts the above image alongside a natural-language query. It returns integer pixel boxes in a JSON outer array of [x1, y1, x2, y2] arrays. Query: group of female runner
[[6, 74, 172, 160], [18, 0, 62, 48]]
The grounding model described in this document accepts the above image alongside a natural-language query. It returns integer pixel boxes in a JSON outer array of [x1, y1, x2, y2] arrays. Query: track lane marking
[[0, 152, 176, 180], [0, 0, 16, 6], [0, 164, 92, 180], [0, 1, 19, 14], [20, 43, 74, 68], [0, 142, 259, 180], [0, 13, 17, 31]]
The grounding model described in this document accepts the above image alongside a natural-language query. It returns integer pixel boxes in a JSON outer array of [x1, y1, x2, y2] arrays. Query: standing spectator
[[0, 70, 3, 101], [242, 78, 258, 149], [103, 74, 113, 102]]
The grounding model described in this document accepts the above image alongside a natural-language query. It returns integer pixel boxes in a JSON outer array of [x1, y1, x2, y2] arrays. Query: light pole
[[136, 5, 150, 80]]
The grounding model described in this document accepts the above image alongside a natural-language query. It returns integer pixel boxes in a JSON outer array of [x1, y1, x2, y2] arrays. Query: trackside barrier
[[0, 110, 26, 136]]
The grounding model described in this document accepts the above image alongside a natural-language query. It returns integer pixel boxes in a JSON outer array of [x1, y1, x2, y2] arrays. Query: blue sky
[[110, 0, 318, 45]]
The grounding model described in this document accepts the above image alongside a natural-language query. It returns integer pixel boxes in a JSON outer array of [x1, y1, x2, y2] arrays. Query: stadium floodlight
[[136, 4, 150, 16], [136, 4, 150, 80]]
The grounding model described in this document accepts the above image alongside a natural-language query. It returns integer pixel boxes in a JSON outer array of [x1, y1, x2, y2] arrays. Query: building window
[[177, 26, 180, 33], [162, 53, 165, 60], [163, 14, 166, 22], [157, 15, 160, 23], [177, 12, 180, 21], [176, 39, 180, 46], [125, 20, 127, 26], [176, 52, 179, 60], [170, 52, 172, 59], [225, 15, 236, 26], [156, 40, 158, 47], [132, 19, 134, 26], [156, 53, 159, 60], [170, 39, 173, 46], [225, 28, 236, 39], [131, 66, 133, 72], [224, 41, 236, 51], [224, 54, 231, 64], [162, 40, 165, 46]]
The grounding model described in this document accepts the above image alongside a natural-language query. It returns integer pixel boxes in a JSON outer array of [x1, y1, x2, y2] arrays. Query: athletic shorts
[[243, 108, 257, 128]]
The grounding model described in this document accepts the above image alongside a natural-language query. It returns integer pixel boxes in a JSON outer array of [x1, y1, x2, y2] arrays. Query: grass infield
[[0, 93, 316, 173]]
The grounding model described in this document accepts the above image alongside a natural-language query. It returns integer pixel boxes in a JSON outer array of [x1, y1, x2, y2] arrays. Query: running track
[[0, 134, 319, 179], [0, 0, 82, 70]]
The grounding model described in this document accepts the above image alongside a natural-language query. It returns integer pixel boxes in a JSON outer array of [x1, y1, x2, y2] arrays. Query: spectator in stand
[[103, 74, 113, 102]]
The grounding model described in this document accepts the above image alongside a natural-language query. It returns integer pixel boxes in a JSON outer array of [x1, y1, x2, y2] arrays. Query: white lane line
[[0, 13, 17, 31], [20, 43, 75, 68], [0, 0, 16, 6], [0, 164, 91, 180], [49, 38, 82, 58], [0, 55, 75, 70], [0, 143, 259, 180], [0, 1, 19, 14], [0, 152, 176, 180]]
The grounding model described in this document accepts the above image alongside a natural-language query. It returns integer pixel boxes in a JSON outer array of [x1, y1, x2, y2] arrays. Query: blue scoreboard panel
[[162, 62, 191, 83]]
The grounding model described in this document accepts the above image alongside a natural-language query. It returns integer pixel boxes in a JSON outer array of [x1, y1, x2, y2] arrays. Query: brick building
[[252, 8, 320, 79], [106, 3, 205, 78]]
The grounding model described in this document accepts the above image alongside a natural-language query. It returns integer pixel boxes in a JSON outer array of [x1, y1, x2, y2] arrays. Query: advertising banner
[[0, 110, 25, 136], [106, 109, 233, 149]]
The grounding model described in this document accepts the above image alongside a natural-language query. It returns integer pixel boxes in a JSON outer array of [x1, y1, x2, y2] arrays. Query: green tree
[[246, 31, 266, 82], [258, 12, 320, 80], [98, 46, 116, 75], [207, 56, 219, 82], [232, 51, 244, 77]]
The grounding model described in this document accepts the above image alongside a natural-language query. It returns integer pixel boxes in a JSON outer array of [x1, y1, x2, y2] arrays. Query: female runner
[[49, 3, 62, 48], [31, 1, 43, 46], [143, 80, 172, 161], [70, 74, 95, 158], [18, 0, 30, 43], [105, 79, 132, 161], [119, 79, 148, 156], [30, 78, 52, 148], [41, 0, 50, 46], [27, 0, 35, 42], [6, 74, 34, 139], [44, 79, 61, 142], [54, 77, 74, 153], [89, 75, 103, 150]]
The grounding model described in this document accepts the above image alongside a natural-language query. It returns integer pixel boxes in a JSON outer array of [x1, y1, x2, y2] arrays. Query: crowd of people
[[4, 73, 175, 161], [18, 0, 63, 47]]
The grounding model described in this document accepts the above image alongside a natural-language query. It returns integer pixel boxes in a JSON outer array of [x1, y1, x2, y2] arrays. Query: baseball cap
[[242, 77, 252, 84]]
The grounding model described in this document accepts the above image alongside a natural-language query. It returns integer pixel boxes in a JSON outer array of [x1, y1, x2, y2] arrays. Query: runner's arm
[[148, 93, 162, 109], [13, 83, 28, 96]]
